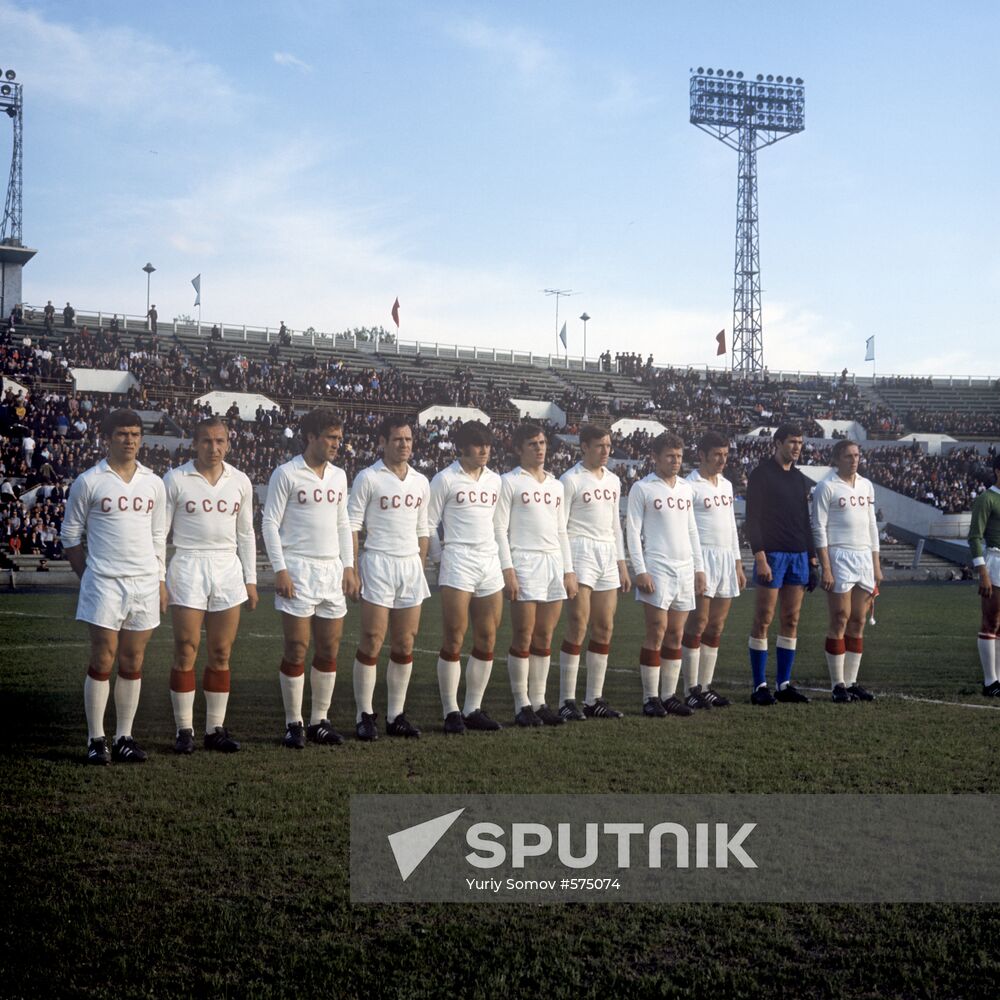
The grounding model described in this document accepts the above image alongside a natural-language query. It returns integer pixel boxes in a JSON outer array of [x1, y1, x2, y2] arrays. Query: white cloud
[[445, 17, 562, 87], [273, 51, 313, 73]]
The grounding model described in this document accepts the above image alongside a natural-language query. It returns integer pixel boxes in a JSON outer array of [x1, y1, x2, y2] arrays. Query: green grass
[[2, 583, 999, 998]]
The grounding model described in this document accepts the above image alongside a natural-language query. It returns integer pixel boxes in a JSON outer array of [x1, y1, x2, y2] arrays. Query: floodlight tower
[[690, 67, 805, 375], [0, 64, 34, 320]]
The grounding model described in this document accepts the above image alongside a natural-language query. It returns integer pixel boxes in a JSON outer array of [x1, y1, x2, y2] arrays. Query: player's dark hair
[[579, 423, 611, 446], [697, 430, 729, 455], [193, 415, 228, 442], [100, 409, 143, 437], [832, 438, 860, 461], [453, 420, 492, 450], [299, 408, 342, 442], [773, 424, 803, 443], [652, 432, 685, 455], [377, 415, 412, 442], [513, 423, 545, 449]]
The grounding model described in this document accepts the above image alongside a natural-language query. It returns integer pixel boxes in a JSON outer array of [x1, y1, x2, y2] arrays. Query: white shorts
[[984, 548, 1000, 587], [167, 551, 248, 613], [77, 569, 160, 632], [829, 547, 876, 594], [359, 550, 430, 609], [276, 555, 347, 620], [700, 546, 741, 600], [511, 550, 566, 603], [570, 536, 620, 591], [634, 558, 696, 612], [438, 543, 504, 598]]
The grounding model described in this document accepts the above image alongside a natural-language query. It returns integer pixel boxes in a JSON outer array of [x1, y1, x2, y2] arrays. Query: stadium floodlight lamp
[[4, 70, 14, 81], [5, 107, 15, 119], [0, 86, 9, 97], [697, 66, 704, 73]]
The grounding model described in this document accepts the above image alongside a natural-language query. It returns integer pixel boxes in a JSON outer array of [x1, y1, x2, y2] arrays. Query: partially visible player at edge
[[261, 409, 359, 749], [60, 409, 167, 765], [681, 431, 745, 709], [744, 424, 819, 705], [812, 440, 882, 703], [627, 432, 706, 718], [347, 416, 430, 740], [163, 416, 258, 754], [558, 424, 631, 720], [427, 420, 505, 734], [968, 454, 1000, 697], [494, 423, 578, 727]]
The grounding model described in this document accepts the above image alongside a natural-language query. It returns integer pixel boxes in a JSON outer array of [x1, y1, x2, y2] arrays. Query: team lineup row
[[59, 408, 1000, 764]]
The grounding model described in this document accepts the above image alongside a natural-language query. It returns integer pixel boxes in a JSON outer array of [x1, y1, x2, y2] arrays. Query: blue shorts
[[754, 551, 809, 589]]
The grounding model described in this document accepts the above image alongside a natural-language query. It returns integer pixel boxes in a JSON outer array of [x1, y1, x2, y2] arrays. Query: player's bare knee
[[358, 628, 384, 659], [701, 625, 723, 644], [206, 643, 232, 669], [283, 638, 309, 664]]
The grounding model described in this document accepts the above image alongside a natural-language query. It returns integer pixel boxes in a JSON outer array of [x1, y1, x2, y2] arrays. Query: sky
[[2, 0, 998, 376]]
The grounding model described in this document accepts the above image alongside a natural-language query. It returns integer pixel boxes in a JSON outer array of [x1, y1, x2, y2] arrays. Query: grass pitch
[[2, 582, 999, 998]]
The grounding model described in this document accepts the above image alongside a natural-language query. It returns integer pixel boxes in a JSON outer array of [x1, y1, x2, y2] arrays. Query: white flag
[[559, 322, 567, 348], [864, 335, 875, 362], [192, 274, 201, 307]]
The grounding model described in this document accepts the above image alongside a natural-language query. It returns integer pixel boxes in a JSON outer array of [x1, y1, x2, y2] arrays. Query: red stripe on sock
[[170, 668, 196, 693], [202, 667, 230, 693], [702, 635, 721, 649], [844, 636, 863, 654], [979, 633, 997, 640], [508, 647, 530, 659], [87, 665, 111, 682], [682, 634, 702, 650], [660, 647, 682, 661], [471, 647, 494, 662], [312, 656, 337, 673], [439, 648, 461, 663], [117, 666, 142, 681], [389, 652, 413, 665], [639, 647, 661, 667], [280, 658, 305, 678], [825, 637, 846, 655], [529, 644, 550, 657], [354, 649, 378, 667], [561, 640, 582, 655], [587, 640, 610, 655]]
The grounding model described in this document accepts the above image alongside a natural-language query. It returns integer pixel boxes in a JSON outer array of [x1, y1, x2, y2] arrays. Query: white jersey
[[811, 471, 879, 552], [261, 454, 353, 572], [626, 473, 704, 575], [61, 458, 167, 580], [686, 469, 741, 558], [427, 460, 502, 552], [163, 460, 257, 584], [493, 466, 573, 572], [348, 459, 430, 557], [560, 462, 626, 559]]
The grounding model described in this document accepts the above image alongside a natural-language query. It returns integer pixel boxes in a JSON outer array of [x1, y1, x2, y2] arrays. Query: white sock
[[528, 651, 550, 709], [204, 691, 229, 733], [681, 645, 700, 695], [585, 646, 610, 704], [279, 671, 304, 725], [437, 657, 461, 717], [659, 660, 681, 700], [462, 654, 493, 715], [113, 676, 141, 740], [310, 666, 336, 725], [170, 689, 195, 732], [559, 647, 580, 705], [507, 652, 530, 711], [978, 633, 998, 685], [84, 674, 110, 741], [386, 658, 412, 722], [699, 644, 720, 688], [641, 665, 660, 701], [353, 658, 377, 722], [825, 649, 846, 688]]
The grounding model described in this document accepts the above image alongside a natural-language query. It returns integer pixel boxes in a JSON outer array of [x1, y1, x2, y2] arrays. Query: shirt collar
[[98, 457, 151, 477], [182, 460, 232, 480]]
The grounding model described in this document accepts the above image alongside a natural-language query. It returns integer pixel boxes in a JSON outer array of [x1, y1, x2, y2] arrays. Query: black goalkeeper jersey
[[745, 457, 815, 556]]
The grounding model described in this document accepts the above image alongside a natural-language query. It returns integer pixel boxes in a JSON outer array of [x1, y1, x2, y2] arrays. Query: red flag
[[715, 329, 726, 355], [391, 297, 400, 328]]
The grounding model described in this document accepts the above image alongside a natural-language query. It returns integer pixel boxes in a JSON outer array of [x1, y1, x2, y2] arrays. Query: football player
[[968, 453, 1000, 697]]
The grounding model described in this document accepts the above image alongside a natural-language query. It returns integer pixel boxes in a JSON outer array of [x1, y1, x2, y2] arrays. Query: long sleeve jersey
[[745, 458, 815, 556], [811, 471, 879, 553], [686, 469, 742, 559], [347, 459, 430, 557], [968, 485, 1000, 565], [493, 466, 573, 572], [625, 473, 704, 576], [427, 460, 502, 553], [559, 462, 626, 559]]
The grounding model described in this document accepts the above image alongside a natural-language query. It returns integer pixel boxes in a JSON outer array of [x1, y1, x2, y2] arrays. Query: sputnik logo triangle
[[387, 808, 466, 881]]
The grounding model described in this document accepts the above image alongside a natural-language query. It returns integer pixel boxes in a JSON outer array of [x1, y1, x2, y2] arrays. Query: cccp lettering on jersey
[[379, 494, 424, 510], [100, 495, 155, 513], [456, 490, 498, 505], [521, 490, 559, 506], [296, 487, 345, 505], [653, 497, 692, 511], [582, 488, 617, 503], [184, 498, 240, 515], [704, 495, 733, 508], [837, 495, 873, 508]]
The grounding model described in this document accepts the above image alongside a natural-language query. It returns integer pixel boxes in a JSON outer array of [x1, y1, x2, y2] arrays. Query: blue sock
[[776, 637, 797, 688], [748, 639, 768, 688]]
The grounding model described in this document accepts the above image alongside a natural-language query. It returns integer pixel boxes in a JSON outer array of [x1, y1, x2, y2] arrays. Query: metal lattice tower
[[690, 67, 805, 375], [0, 69, 23, 245]]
